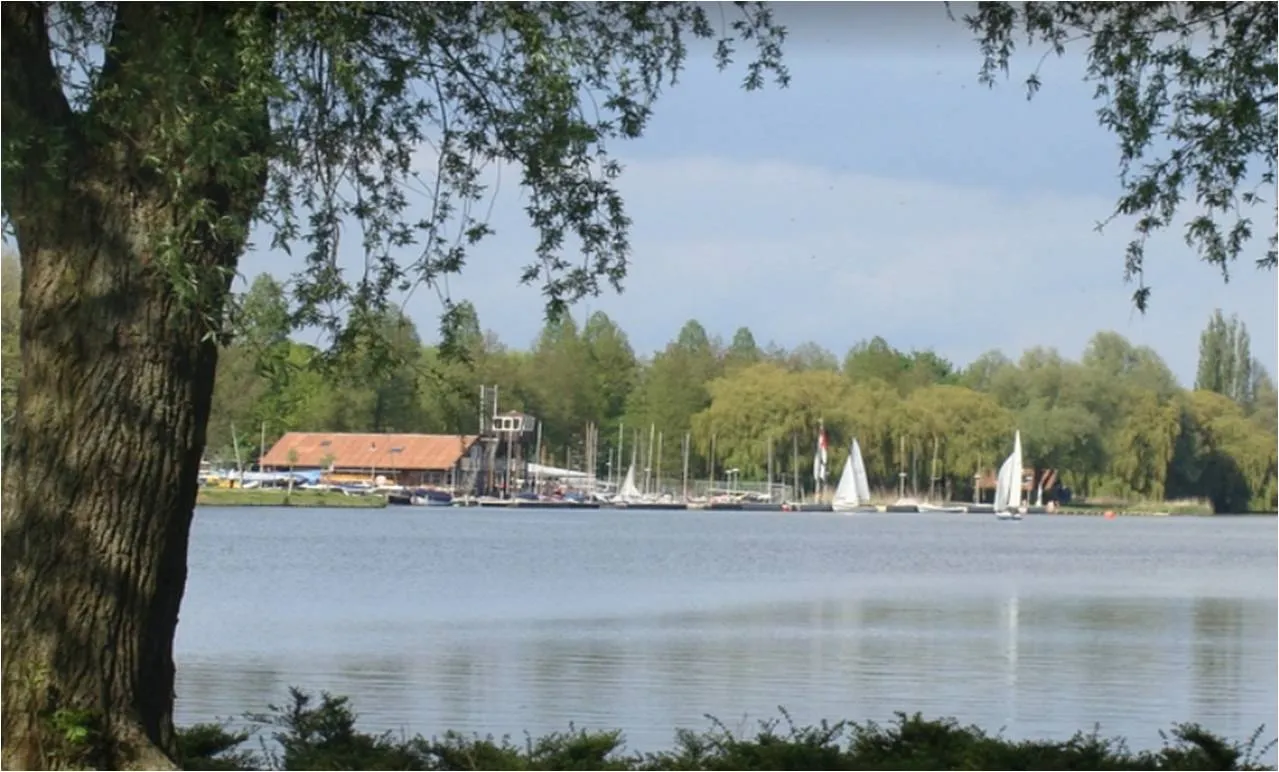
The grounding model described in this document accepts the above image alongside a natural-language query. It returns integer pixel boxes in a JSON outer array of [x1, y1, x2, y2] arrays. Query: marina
[[202, 386, 1090, 517]]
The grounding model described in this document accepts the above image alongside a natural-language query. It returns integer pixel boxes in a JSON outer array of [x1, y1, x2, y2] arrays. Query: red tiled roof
[[976, 467, 1056, 490], [261, 432, 478, 471]]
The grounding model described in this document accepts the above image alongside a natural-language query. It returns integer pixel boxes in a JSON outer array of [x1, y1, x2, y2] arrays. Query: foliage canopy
[[2, 3, 788, 350], [962, 1, 1278, 309]]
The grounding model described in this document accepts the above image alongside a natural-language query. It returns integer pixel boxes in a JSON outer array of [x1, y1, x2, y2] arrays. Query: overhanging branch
[[0, 2, 78, 221]]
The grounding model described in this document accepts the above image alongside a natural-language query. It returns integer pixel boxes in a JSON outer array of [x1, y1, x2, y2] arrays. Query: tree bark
[[0, 229, 228, 770], [0, 5, 270, 769]]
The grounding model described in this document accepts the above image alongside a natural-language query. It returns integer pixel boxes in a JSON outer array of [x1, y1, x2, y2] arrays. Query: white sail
[[832, 438, 874, 512], [851, 438, 873, 503], [619, 463, 643, 502], [992, 452, 1015, 512], [993, 430, 1025, 520], [831, 457, 860, 510], [1011, 430, 1024, 510]]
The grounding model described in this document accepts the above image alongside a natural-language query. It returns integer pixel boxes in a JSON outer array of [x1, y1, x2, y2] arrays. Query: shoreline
[[194, 489, 1275, 517], [196, 489, 388, 508]]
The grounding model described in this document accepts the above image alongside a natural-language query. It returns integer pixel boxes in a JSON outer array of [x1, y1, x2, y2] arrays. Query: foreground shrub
[[178, 688, 1276, 771]]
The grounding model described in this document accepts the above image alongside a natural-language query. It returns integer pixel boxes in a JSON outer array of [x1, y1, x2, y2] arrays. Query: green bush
[[178, 688, 1276, 771]]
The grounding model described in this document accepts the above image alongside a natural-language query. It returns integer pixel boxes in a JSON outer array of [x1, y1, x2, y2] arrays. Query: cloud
[[330, 152, 1262, 386], [236, 142, 1275, 391]]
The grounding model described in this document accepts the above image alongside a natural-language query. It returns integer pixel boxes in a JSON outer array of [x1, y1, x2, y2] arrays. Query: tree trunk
[[0, 210, 241, 769], [0, 6, 270, 766]]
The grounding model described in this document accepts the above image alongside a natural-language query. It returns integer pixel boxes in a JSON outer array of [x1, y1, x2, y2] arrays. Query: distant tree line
[[200, 273, 1276, 513], [1, 261, 1274, 512]]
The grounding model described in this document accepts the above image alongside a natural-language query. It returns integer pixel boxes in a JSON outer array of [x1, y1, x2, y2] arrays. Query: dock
[[446, 496, 1060, 515], [455, 497, 602, 509]]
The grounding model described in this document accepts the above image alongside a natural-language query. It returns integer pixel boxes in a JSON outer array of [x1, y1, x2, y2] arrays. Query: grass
[[196, 488, 388, 508], [1056, 500, 1213, 516], [1056, 498, 1219, 516], [176, 688, 1277, 771]]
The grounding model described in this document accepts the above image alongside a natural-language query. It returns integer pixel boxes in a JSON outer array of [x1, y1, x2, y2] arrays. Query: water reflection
[[178, 592, 1277, 752], [179, 660, 286, 721], [176, 510, 1277, 756], [1004, 595, 1019, 728], [1191, 597, 1267, 731]]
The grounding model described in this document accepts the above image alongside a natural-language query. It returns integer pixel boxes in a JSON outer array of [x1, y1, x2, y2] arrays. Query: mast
[[646, 423, 656, 495], [632, 428, 641, 491], [815, 418, 826, 501], [897, 435, 907, 499], [533, 418, 543, 492], [681, 432, 691, 502], [709, 434, 717, 495], [791, 433, 800, 503], [655, 431, 663, 495], [911, 438, 919, 498], [231, 422, 243, 479], [503, 424, 513, 499], [583, 422, 591, 493], [929, 436, 939, 503], [974, 454, 981, 505], [766, 436, 774, 502]]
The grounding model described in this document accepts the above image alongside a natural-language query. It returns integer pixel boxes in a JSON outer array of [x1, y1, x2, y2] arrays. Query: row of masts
[[555, 423, 811, 501], [559, 422, 861, 503], [562, 423, 999, 505]]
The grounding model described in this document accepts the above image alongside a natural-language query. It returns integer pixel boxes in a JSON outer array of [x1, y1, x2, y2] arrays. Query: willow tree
[[692, 363, 848, 480], [0, 4, 786, 768], [963, 2, 1277, 308]]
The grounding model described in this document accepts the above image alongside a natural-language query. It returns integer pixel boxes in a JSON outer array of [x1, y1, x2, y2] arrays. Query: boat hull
[[409, 488, 454, 506], [614, 502, 688, 511], [780, 502, 834, 512], [832, 503, 878, 513], [918, 504, 968, 513]]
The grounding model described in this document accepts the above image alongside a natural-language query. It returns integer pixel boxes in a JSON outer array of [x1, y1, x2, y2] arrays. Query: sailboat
[[615, 462, 645, 505], [993, 430, 1025, 521], [832, 438, 877, 513]]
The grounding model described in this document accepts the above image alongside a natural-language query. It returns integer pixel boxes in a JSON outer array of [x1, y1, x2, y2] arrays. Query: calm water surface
[[176, 508, 1278, 754]]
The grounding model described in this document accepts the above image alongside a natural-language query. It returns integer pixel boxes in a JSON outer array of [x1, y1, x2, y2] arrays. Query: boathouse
[[260, 432, 481, 487], [975, 466, 1066, 503]]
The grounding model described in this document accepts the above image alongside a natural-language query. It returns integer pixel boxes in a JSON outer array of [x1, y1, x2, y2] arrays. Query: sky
[[236, 1, 1279, 386]]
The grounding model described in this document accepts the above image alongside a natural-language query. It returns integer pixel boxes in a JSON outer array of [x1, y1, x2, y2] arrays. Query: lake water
[[175, 507, 1278, 756]]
